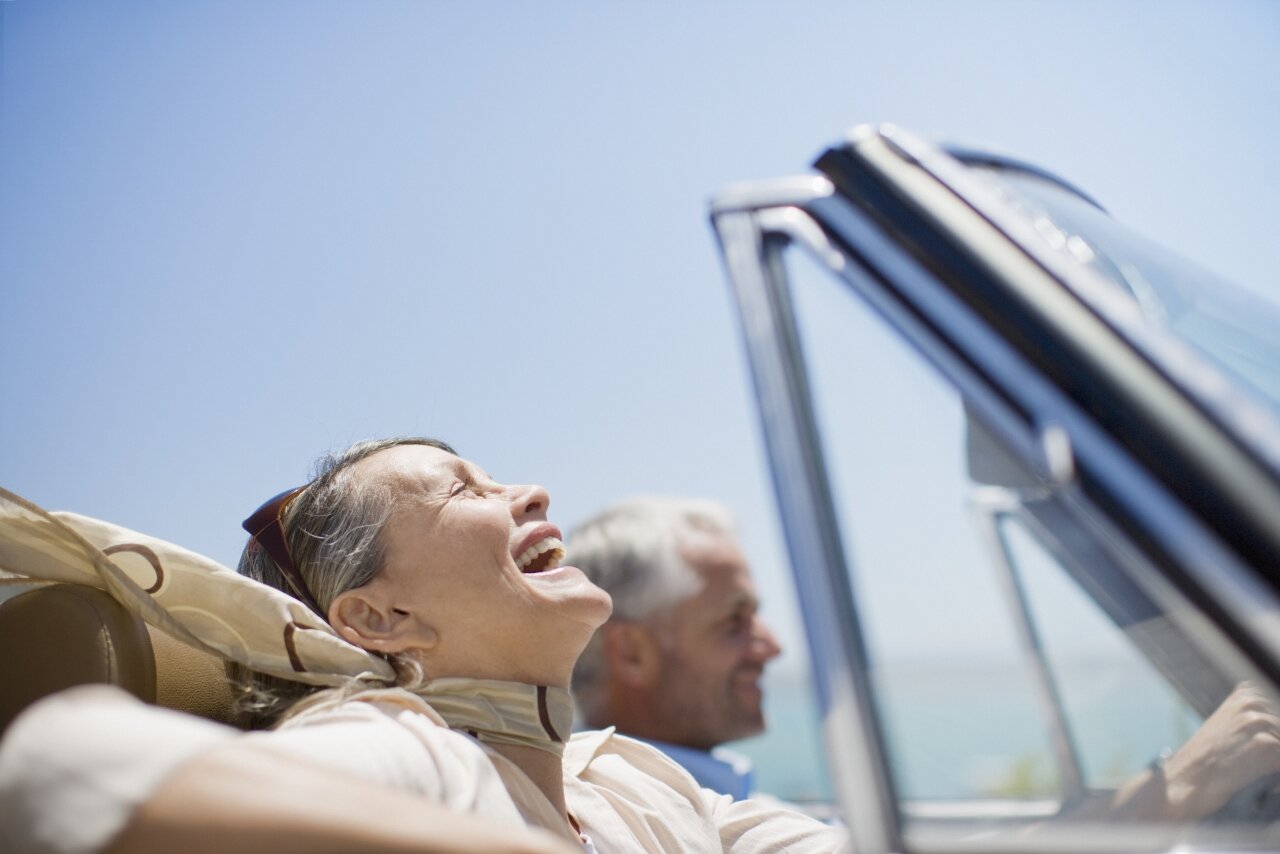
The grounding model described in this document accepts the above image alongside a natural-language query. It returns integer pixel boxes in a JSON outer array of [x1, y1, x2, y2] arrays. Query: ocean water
[[730, 660, 1200, 805]]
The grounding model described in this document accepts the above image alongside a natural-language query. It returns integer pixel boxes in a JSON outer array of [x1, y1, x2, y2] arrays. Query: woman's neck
[[488, 741, 572, 833], [403, 675, 579, 837]]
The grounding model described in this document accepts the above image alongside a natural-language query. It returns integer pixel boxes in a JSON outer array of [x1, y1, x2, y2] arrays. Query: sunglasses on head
[[242, 485, 324, 617]]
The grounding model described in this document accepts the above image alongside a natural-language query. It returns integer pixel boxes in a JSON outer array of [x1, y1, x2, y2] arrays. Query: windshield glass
[[775, 234, 1280, 848], [972, 166, 1280, 422]]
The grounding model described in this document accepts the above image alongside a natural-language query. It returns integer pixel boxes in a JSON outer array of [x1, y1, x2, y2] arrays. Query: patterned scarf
[[415, 678, 572, 756], [0, 487, 572, 755]]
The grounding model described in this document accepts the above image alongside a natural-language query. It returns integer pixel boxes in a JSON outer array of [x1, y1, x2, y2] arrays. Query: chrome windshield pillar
[[711, 181, 899, 854]]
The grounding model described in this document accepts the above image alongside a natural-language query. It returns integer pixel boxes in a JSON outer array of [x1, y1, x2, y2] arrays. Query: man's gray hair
[[567, 496, 736, 723]]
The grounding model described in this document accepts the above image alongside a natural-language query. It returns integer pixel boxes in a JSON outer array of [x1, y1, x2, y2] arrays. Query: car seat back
[[0, 583, 235, 735]]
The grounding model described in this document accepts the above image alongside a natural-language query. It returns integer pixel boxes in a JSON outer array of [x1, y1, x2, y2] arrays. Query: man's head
[[568, 498, 782, 749]]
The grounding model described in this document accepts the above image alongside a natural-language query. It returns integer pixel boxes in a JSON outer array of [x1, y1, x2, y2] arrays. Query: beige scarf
[[416, 679, 572, 755], [0, 487, 572, 754]]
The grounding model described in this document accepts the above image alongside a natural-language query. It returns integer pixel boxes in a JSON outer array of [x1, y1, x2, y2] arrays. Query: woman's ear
[[329, 589, 439, 655], [602, 621, 660, 688]]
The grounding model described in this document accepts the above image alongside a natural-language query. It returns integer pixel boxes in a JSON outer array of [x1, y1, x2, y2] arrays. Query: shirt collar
[[562, 729, 756, 800], [564, 726, 616, 778], [637, 737, 755, 799]]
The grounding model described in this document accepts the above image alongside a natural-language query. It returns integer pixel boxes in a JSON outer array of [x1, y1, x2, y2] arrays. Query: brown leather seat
[[0, 583, 235, 735]]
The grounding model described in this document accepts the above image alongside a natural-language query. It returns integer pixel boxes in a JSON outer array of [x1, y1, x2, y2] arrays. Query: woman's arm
[[1, 687, 577, 854], [106, 742, 579, 854]]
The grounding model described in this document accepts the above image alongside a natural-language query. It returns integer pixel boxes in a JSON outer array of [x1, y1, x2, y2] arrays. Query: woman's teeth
[[516, 537, 565, 574]]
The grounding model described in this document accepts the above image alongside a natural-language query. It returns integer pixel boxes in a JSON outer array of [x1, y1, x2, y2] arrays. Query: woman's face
[[333, 444, 612, 686]]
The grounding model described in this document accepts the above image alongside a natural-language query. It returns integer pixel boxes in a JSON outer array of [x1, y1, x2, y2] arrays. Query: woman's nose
[[511, 483, 550, 518]]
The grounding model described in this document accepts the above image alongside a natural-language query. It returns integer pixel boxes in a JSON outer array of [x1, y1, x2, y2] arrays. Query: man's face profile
[[646, 532, 782, 749]]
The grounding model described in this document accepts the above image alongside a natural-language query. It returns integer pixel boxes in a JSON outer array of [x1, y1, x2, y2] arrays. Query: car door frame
[[709, 124, 1280, 854]]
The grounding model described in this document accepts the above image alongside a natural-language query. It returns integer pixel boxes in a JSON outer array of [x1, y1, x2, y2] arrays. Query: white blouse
[[0, 685, 847, 853]]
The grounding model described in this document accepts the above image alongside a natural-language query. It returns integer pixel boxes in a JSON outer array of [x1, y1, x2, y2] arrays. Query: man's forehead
[[680, 529, 746, 567], [678, 531, 756, 594]]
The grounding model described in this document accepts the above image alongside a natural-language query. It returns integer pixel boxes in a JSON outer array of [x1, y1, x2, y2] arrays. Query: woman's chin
[[520, 566, 613, 630]]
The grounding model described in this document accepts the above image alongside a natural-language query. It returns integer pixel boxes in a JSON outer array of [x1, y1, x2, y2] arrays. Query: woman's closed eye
[[450, 474, 497, 498]]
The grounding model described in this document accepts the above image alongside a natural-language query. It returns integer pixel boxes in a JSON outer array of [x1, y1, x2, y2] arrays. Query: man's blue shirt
[[638, 738, 755, 800]]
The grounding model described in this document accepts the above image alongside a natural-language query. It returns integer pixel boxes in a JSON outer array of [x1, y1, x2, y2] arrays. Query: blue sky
[[3, 0, 1279, 767]]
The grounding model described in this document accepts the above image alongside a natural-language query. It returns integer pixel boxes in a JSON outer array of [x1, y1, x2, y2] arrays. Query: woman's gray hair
[[566, 497, 735, 725], [228, 436, 455, 728]]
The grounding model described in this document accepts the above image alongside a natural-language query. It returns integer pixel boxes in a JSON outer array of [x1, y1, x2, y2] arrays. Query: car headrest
[[0, 583, 236, 735]]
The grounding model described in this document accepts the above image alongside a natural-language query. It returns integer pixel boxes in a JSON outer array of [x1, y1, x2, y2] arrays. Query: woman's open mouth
[[515, 536, 565, 574]]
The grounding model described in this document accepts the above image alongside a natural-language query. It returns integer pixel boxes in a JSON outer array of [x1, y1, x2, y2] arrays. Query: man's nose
[[750, 616, 782, 662]]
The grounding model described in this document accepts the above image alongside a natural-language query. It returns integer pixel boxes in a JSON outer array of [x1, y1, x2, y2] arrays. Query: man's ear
[[329, 588, 438, 655], [602, 621, 661, 688]]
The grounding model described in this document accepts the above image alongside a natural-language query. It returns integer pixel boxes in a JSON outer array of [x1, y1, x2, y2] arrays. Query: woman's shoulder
[[564, 728, 846, 852], [259, 688, 500, 798], [278, 685, 450, 731], [566, 727, 690, 766], [565, 727, 706, 795]]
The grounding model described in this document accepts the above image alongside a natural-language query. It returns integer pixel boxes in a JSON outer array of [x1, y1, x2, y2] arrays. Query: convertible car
[[2, 124, 1279, 854], [710, 124, 1280, 851]]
